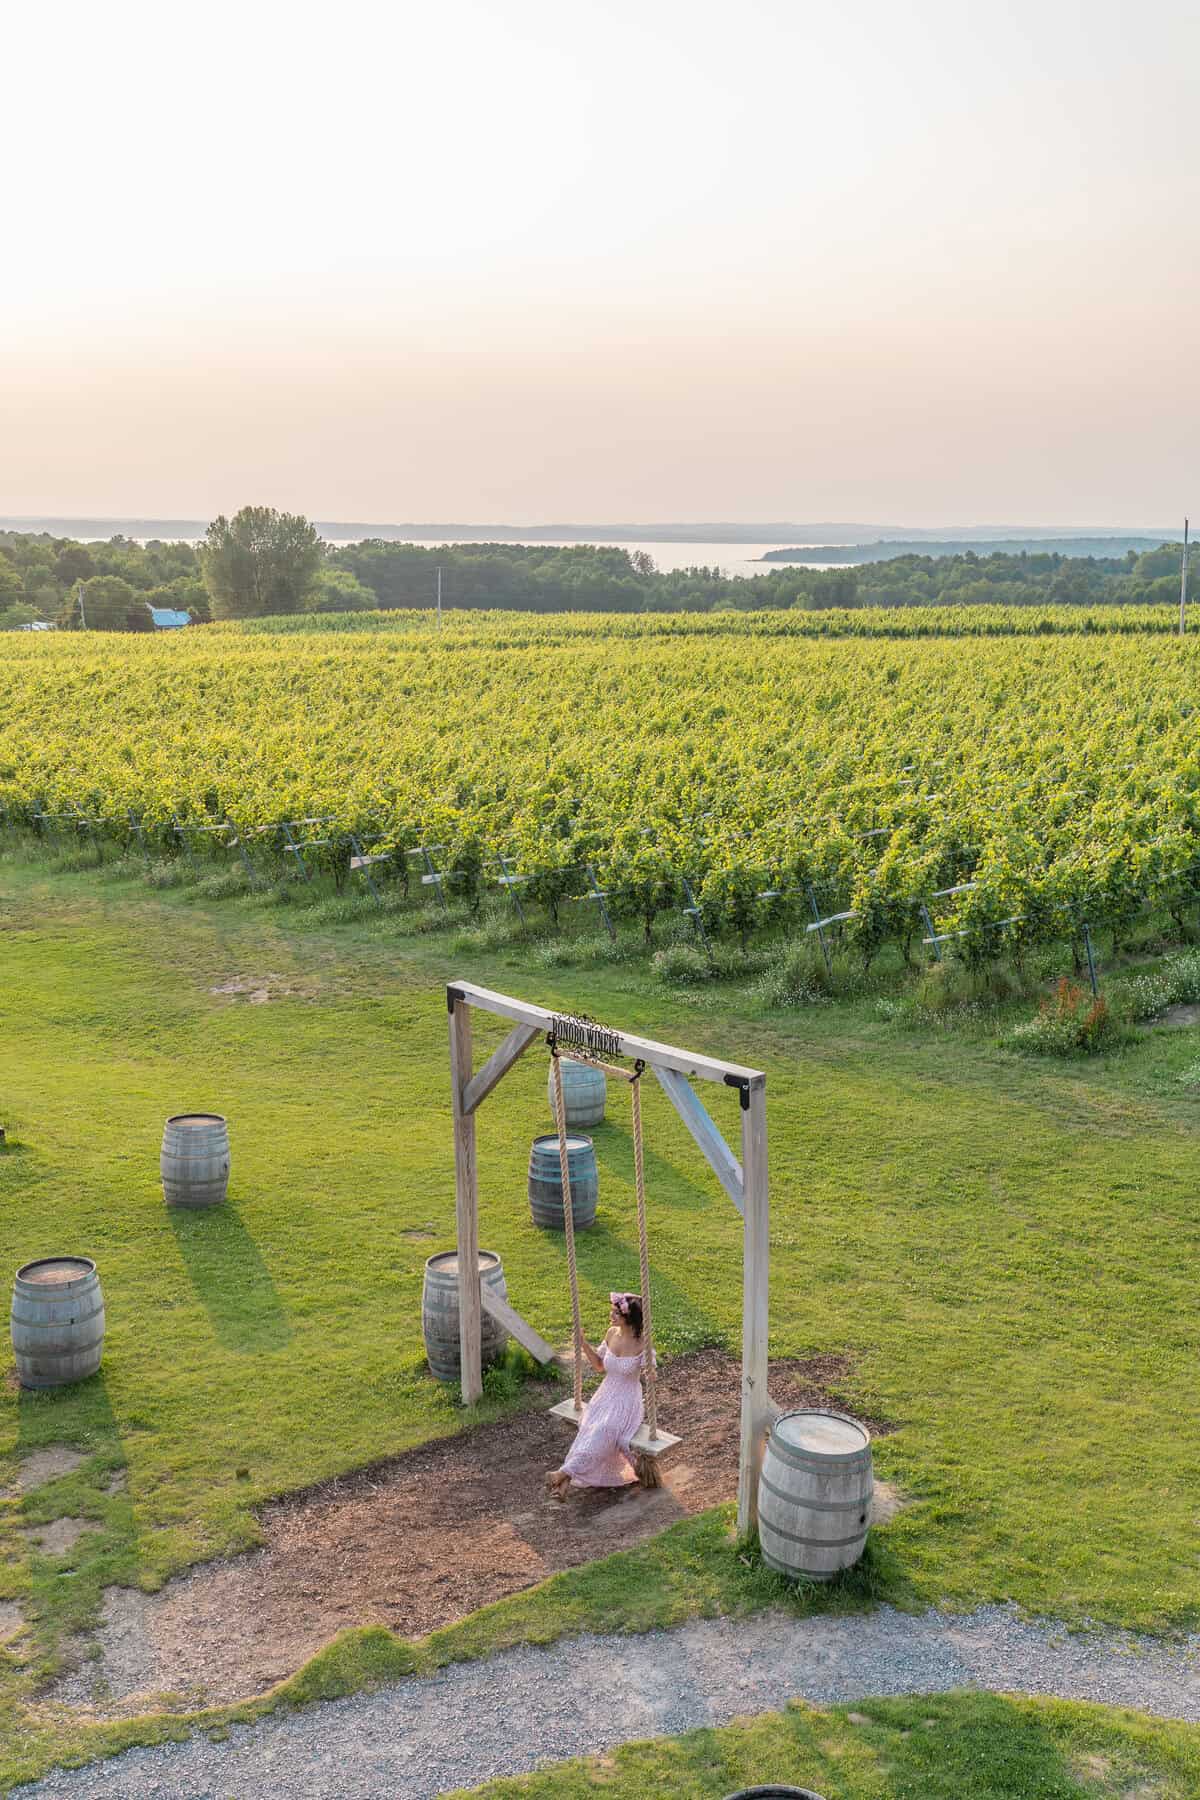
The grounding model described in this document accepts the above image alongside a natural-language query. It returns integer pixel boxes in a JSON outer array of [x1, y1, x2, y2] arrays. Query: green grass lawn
[[449, 1692, 1200, 1799], [3, 845, 1200, 1784]]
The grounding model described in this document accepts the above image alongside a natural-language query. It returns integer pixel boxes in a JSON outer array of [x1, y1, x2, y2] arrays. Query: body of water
[[382, 539, 842, 577], [0, 522, 843, 576]]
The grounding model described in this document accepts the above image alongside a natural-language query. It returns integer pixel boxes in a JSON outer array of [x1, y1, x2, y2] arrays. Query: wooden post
[[737, 1074, 770, 1537], [448, 991, 482, 1404]]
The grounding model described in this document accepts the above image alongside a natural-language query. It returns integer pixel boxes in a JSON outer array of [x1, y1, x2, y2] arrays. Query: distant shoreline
[[0, 518, 1174, 550], [760, 535, 1171, 564]]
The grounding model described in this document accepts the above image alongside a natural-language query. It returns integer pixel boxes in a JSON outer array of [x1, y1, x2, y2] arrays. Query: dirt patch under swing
[[44, 1348, 895, 1717]]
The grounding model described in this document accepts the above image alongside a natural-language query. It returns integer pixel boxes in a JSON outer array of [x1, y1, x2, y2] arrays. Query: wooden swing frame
[[447, 979, 772, 1535]]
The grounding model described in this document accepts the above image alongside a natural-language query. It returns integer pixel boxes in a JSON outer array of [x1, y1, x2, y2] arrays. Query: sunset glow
[[4, 0, 1196, 523]]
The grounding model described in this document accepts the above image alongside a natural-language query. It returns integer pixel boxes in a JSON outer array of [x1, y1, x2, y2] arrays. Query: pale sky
[[3, 0, 1196, 525]]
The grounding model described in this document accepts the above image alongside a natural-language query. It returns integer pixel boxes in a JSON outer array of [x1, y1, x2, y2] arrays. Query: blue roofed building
[[147, 606, 191, 630]]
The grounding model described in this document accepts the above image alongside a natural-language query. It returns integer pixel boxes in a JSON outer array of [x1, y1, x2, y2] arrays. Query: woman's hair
[[611, 1292, 643, 1336]]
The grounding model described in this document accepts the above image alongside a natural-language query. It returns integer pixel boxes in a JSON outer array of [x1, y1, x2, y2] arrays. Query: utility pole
[[436, 565, 442, 627], [76, 582, 87, 629], [1180, 518, 1190, 637]]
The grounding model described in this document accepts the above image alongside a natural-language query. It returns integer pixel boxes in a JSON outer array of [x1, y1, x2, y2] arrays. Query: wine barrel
[[723, 1789, 826, 1799], [423, 1249, 509, 1383], [528, 1133, 599, 1231], [758, 1409, 873, 1582], [547, 1056, 606, 1129], [161, 1113, 230, 1209], [11, 1257, 105, 1389]]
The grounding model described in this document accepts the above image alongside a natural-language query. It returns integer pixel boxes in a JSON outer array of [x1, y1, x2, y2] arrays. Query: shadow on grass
[[590, 1125, 718, 1216], [16, 1372, 141, 1676], [166, 1201, 292, 1353], [15, 1363, 121, 1468], [543, 1220, 728, 1356]]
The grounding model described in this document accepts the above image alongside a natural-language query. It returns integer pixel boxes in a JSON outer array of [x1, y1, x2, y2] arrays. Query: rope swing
[[547, 1030, 670, 1482], [549, 1045, 586, 1415]]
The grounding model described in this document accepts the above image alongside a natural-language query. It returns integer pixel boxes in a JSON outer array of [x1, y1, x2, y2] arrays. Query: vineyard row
[[6, 792, 1197, 987]]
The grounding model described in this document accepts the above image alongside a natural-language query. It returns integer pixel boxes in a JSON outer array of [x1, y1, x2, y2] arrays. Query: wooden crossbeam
[[462, 1022, 542, 1115], [479, 1288, 556, 1364], [653, 1066, 744, 1216], [448, 981, 762, 1087]]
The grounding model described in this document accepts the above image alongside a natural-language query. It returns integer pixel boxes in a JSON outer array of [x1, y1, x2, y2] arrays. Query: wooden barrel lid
[[16, 1257, 96, 1286], [772, 1409, 869, 1460], [722, 1788, 827, 1798], [531, 1133, 592, 1154], [166, 1113, 226, 1127], [426, 1249, 501, 1277]]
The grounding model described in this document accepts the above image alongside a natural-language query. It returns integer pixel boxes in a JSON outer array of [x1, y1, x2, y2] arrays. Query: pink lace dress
[[559, 1340, 649, 1487]]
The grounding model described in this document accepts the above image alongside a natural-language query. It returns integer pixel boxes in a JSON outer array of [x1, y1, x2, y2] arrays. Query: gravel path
[[18, 1604, 1200, 1800]]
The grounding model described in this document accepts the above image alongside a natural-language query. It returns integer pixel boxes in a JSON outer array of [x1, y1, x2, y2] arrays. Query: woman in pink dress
[[547, 1293, 650, 1498]]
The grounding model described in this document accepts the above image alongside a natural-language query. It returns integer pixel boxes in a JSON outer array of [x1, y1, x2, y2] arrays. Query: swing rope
[[549, 1047, 585, 1414], [547, 1037, 658, 1440], [629, 1064, 659, 1440]]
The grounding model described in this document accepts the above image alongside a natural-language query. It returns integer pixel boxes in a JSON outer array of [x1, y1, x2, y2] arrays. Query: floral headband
[[609, 1292, 641, 1316]]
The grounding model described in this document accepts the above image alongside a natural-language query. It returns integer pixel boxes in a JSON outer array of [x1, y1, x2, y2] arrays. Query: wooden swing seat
[[547, 1395, 682, 1458]]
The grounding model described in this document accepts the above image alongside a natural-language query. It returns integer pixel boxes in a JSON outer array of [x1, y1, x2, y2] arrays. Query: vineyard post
[[586, 863, 617, 941], [680, 875, 712, 957], [172, 816, 197, 873], [1082, 923, 1099, 997], [415, 845, 449, 913], [225, 816, 259, 888], [72, 802, 99, 852], [127, 809, 149, 861], [280, 819, 312, 883], [806, 882, 832, 976], [496, 854, 528, 929], [919, 901, 942, 962], [348, 833, 385, 904]]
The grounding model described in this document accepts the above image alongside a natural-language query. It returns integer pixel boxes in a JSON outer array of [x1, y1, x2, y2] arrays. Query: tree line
[[0, 504, 1189, 631]]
